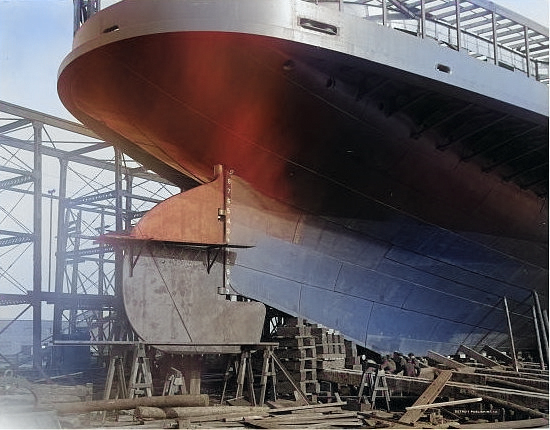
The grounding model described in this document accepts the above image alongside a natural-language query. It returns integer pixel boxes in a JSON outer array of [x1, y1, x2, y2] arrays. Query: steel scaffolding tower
[[0, 101, 180, 371]]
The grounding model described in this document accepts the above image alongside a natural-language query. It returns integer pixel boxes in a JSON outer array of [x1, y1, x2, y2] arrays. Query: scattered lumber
[[398, 369, 453, 425], [457, 417, 549, 428], [51, 393, 209, 415]]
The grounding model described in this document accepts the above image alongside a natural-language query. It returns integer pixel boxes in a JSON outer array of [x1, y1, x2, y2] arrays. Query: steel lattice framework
[[0, 101, 180, 370]]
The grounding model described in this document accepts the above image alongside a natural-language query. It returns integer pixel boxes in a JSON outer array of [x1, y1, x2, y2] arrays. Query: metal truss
[[0, 100, 180, 370]]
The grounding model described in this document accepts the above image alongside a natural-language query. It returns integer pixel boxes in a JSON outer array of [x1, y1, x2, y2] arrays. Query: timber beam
[[482, 345, 515, 366], [457, 345, 502, 368]]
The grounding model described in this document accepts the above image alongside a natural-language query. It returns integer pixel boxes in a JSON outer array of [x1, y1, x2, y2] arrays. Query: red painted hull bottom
[[58, 31, 546, 243]]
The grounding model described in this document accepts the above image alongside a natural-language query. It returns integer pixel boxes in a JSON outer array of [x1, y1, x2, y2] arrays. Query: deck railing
[[303, 0, 549, 84]]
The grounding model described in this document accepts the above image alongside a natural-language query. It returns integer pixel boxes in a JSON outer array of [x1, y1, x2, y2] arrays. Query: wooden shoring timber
[[163, 405, 270, 419], [452, 372, 549, 394], [427, 350, 472, 371], [457, 345, 502, 368], [398, 370, 453, 425], [482, 345, 515, 366], [52, 394, 209, 415], [474, 367, 549, 381]]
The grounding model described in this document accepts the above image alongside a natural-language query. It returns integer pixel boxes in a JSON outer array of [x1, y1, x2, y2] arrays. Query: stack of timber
[[273, 317, 358, 396], [312, 326, 346, 371], [344, 340, 362, 371], [273, 318, 320, 396]]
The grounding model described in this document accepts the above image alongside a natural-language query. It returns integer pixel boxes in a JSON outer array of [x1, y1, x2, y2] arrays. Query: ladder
[[370, 369, 390, 412]]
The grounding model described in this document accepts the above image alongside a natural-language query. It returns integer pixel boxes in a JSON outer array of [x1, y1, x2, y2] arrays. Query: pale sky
[[0, 0, 548, 120]]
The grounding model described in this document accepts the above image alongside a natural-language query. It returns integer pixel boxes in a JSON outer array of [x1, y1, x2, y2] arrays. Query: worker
[[393, 351, 406, 375], [408, 352, 421, 376], [380, 354, 396, 374], [403, 358, 417, 377]]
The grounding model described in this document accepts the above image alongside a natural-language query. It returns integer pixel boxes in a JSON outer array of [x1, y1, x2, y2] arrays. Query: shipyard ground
[[1, 317, 548, 429]]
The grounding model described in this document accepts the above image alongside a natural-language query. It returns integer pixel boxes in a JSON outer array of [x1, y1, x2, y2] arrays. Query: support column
[[492, 11, 498, 65], [114, 149, 124, 299], [455, 0, 461, 51], [32, 121, 43, 370], [533, 291, 549, 362], [420, 0, 425, 38], [524, 26, 530, 77], [53, 159, 68, 339], [532, 306, 545, 370], [185, 355, 202, 395]]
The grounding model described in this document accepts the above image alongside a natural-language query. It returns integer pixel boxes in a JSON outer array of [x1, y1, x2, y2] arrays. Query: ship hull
[[58, 0, 548, 355]]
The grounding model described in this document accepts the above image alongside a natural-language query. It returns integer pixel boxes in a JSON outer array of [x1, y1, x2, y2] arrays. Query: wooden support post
[[220, 355, 237, 404], [185, 355, 202, 395], [532, 306, 546, 370], [398, 370, 453, 425], [236, 351, 248, 400], [128, 343, 153, 398], [104, 353, 128, 401], [246, 352, 257, 406], [259, 346, 277, 406], [503, 297, 519, 372]]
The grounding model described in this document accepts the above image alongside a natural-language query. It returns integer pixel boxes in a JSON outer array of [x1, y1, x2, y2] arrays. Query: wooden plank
[[482, 345, 514, 365], [405, 397, 482, 410], [268, 400, 347, 414], [457, 345, 501, 368], [427, 350, 469, 370], [398, 370, 453, 424]]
